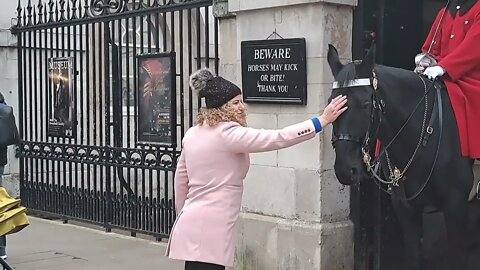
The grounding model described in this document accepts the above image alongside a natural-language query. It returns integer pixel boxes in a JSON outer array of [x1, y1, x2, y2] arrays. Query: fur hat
[[190, 69, 242, 108]]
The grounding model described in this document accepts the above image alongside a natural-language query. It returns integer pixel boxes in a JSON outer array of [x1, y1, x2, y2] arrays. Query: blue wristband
[[311, 117, 322, 133]]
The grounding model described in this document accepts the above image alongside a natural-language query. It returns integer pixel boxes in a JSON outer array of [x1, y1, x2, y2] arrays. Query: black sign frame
[[241, 38, 307, 105], [135, 52, 177, 147]]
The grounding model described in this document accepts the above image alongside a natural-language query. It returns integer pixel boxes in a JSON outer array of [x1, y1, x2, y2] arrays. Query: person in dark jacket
[[0, 92, 8, 260]]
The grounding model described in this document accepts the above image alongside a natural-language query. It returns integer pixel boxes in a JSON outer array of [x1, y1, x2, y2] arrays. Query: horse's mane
[[374, 65, 423, 91], [336, 61, 421, 92]]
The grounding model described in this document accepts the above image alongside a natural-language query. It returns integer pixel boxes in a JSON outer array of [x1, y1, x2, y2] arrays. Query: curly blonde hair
[[196, 104, 247, 127]]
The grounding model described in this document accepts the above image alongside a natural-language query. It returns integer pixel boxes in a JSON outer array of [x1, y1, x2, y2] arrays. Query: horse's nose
[[350, 167, 363, 184], [334, 163, 362, 185], [350, 167, 358, 177]]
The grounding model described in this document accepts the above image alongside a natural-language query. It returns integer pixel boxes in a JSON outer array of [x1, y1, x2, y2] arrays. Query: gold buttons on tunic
[[450, 34, 454, 39], [465, 21, 469, 24]]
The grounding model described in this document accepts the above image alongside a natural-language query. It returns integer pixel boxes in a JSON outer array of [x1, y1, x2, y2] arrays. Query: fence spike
[[59, 0, 66, 21], [123, 0, 130, 11], [55, 0, 59, 21], [37, 0, 44, 24], [71, 0, 78, 19], [83, 0, 89, 18], [16, 0, 22, 27], [77, 0, 82, 18], [27, 0, 33, 26], [22, 5, 27, 26]]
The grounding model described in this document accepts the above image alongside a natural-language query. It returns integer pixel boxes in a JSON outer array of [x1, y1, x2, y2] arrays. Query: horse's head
[[327, 44, 377, 185]]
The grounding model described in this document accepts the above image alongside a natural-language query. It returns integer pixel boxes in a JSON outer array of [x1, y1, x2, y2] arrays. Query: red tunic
[[422, 2, 480, 158]]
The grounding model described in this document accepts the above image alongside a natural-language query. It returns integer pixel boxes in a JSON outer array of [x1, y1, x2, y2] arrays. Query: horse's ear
[[327, 44, 343, 78], [359, 43, 376, 74]]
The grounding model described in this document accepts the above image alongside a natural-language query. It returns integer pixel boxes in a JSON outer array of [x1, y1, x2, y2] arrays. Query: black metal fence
[[0, 257, 13, 270], [11, 0, 218, 240]]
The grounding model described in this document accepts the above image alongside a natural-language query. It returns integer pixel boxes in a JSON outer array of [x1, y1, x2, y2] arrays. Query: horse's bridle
[[331, 71, 442, 201], [331, 71, 384, 165]]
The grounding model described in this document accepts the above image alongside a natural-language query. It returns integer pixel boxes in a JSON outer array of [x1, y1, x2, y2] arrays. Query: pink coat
[[166, 120, 319, 267]]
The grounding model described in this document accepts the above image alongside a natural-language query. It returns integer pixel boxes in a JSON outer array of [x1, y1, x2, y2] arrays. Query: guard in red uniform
[[418, 0, 480, 158]]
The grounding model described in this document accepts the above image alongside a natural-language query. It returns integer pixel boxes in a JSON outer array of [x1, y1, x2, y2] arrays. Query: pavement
[[5, 217, 185, 270]]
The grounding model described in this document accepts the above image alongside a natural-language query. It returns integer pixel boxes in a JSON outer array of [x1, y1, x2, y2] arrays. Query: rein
[[331, 72, 443, 201]]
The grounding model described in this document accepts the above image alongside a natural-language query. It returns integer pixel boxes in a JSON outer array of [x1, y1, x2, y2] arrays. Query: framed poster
[[241, 38, 307, 105], [136, 52, 176, 146], [48, 57, 76, 137]]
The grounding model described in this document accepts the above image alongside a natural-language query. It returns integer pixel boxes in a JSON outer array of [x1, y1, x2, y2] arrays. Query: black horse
[[327, 44, 474, 270]]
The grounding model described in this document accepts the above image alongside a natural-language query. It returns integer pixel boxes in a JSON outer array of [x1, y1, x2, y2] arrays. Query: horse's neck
[[377, 67, 425, 145]]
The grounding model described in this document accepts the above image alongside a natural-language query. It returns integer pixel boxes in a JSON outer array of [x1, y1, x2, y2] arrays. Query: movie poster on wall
[[136, 52, 176, 146], [48, 57, 75, 138]]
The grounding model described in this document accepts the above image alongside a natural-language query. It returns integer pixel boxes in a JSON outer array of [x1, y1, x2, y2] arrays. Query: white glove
[[423, 66, 445, 80]]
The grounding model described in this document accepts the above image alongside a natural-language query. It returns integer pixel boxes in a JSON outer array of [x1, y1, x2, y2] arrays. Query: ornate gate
[[11, 0, 218, 239]]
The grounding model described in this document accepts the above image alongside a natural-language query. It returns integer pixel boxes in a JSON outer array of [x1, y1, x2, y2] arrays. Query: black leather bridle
[[331, 73, 383, 159], [330, 71, 443, 203]]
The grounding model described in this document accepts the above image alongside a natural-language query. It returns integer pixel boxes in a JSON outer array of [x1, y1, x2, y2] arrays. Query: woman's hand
[[319, 95, 348, 127]]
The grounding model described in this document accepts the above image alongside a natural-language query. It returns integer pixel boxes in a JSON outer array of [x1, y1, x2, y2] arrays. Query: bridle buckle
[[426, 126, 434, 134]]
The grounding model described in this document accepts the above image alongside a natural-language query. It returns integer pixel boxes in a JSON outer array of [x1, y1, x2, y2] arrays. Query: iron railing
[[0, 257, 13, 270], [11, 0, 218, 239]]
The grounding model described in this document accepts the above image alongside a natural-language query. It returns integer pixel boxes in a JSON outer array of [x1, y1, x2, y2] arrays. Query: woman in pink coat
[[166, 69, 347, 270]]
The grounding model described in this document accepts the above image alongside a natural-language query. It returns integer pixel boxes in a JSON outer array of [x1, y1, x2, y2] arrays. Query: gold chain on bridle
[[362, 72, 430, 188]]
